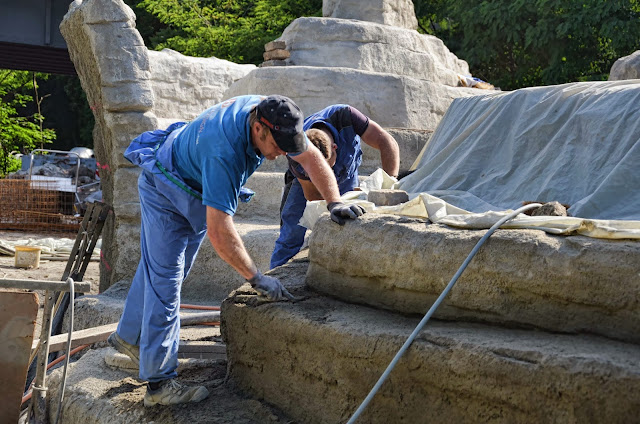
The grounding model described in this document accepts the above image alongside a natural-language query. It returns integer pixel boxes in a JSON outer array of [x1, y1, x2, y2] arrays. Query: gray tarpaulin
[[397, 80, 640, 221]]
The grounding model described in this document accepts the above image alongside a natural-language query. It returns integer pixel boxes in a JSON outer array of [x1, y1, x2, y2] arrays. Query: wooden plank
[[0, 291, 38, 424], [33, 322, 117, 355], [0, 278, 91, 292], [32, 311, 221, 354]]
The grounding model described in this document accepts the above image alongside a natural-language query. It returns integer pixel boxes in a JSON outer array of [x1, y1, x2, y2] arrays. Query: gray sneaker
[[144, 379, 209, 406], [107, 332, 139, 366]]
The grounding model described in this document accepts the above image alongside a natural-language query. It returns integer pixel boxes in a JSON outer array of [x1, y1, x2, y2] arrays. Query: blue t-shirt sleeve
[[201, 156, 239, 215]]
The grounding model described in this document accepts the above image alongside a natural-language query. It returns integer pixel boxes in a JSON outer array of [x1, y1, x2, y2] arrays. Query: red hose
[[180, 303, 220, 311]]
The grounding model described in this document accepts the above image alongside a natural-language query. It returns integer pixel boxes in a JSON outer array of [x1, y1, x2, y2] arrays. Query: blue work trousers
[[116, 169, 207, 382]]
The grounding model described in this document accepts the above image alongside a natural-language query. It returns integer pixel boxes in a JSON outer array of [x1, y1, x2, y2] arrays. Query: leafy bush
[[414, 0, 640, 90], [0, 70, 56, 177]]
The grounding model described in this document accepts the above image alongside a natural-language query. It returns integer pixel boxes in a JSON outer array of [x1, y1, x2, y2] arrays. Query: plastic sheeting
[[397, 80, 640, 221]]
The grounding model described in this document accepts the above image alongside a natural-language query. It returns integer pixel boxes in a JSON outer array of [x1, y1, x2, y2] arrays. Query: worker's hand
[[327, 202, 366, 225], [248, 271, 294, 301]]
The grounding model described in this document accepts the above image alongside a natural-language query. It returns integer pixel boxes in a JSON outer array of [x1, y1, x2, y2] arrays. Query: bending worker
[[107, 95, 366, 407], [270, 104, 400, 269]]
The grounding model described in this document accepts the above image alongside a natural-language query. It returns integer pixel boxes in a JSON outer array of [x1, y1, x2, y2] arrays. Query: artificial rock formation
[[231, 17, 478, 133], [609, 50, 640, 80], [60, 0, 478, 295]]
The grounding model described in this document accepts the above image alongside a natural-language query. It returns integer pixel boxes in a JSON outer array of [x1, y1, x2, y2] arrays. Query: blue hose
[[346, 203, 541, 424]]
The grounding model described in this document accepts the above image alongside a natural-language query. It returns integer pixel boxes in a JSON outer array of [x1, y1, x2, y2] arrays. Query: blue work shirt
[[171, 95, 265, 215]]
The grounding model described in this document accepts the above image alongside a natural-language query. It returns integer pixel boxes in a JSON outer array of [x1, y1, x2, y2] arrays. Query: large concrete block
[[222, 261, 640, 424], [225, 66, 481, 131], [278, 18, 467, 84], [307, 214, 640, 343], [90, 26, 150, 85], [101, 83, 154, 113]]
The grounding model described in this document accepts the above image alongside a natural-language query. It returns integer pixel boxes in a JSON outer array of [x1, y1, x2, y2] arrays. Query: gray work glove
[[248, 271, 294, 301], [327, 202, 366, 225]]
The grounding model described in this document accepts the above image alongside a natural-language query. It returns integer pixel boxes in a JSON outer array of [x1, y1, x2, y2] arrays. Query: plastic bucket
[[14, 246, 42, 269]]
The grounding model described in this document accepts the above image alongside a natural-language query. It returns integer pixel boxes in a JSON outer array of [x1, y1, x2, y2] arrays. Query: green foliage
[[413, 0, 640, 90], [0, 70, 56, 176], [130, 0, 322, 64]]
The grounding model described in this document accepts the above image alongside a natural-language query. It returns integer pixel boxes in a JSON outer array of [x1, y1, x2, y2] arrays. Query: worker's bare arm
[[206, 206, 257, 280], [361, 120, 400, 178], [289, 144, 341, 203]]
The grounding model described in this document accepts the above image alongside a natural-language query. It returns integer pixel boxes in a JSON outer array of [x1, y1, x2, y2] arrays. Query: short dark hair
[[306, 128, 332, 160]]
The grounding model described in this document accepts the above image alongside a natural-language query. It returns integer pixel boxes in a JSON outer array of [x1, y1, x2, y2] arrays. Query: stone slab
[[367, 189, 409, 206], [0, 290, 38, 424], [264, 40, 286, 51], [306, 214, 640, 343], [263, 49, 290, 61], [221, 259, 640, 424]]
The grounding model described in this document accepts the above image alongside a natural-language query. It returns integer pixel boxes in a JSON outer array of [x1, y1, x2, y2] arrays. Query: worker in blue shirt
[[270, 104, 400, 269], [107, 95, 366, 407]]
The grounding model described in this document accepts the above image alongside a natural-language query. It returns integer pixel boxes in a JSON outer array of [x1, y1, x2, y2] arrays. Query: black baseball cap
[[256, 95, 308, 154]]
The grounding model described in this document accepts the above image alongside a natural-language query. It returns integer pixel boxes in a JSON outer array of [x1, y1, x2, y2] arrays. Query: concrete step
[[306, 214, 640, 344], [221, 256, 640, 424]]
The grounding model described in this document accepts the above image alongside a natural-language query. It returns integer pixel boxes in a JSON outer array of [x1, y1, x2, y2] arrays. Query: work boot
[[107, 332, 139, 366], [144, 379, 209, 407]]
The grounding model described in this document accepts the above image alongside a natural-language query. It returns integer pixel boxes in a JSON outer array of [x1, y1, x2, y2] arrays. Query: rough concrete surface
[[222, 257, 640, 424], [307, 215, 640, 343]]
